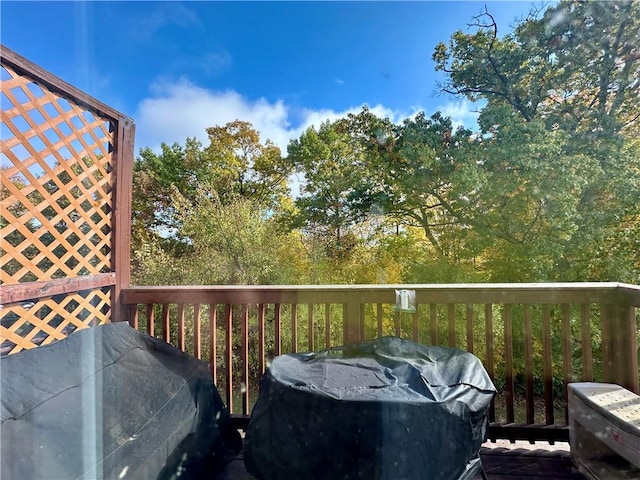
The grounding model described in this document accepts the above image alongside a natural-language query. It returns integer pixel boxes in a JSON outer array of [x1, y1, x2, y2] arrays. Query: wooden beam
[[111, 116, 135, 323], [0, 273, 116, 304], [1, 45, 128, 122]]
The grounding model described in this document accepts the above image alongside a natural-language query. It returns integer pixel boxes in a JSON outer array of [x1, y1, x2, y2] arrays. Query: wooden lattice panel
[[0, 288, 111, 355], [1, 62, 114, 284]]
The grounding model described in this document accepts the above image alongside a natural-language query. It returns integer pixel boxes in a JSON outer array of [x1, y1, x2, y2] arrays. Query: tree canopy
[[131, 0, 640, 286]]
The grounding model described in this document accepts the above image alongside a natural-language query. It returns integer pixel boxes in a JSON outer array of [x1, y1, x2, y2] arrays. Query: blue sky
[[2, 1, 539, 154]]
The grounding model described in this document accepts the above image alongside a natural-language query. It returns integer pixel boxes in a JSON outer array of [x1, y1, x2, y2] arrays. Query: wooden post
[[605, 304, 639, 393], [344, 293, 362, 344], [111, 117, 134, 323]]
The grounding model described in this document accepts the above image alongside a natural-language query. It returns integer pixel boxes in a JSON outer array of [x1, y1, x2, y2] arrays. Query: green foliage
[[430, 0, 640, 282], [131, 1, 640, 288], [202, 120, 293, 210]]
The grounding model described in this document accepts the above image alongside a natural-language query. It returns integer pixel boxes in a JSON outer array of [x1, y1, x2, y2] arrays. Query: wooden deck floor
[[214, 443, 586, 480]]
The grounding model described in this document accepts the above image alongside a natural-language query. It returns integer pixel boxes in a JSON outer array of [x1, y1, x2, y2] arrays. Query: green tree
[[373, 112, 473, 259], [431, 0, 640, 281], [133, 138, 204, 239], [433, 1, 640, 137], [202, 120, 292, 211], [287, 115, 377, 258], [134, 184, 302, 286]]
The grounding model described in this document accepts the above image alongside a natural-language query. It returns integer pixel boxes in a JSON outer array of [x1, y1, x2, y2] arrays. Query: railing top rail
[[1, 44, 130, 122], [125, 282, 626, 292], [122, 282, 639, 306]]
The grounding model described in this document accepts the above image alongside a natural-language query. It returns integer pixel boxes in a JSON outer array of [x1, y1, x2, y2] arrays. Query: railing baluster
[[161, 304, 170, 343], [325, 303, 331, 348], [145, 303, 154, 337], [448, 303, 456, 348], [308, 303, 314, 351], [193, 303, 201, 359], [485, 304, 495, 424], [376, 303, 383, 338], [209, 303, 217, 384], [177, 304, 185, 352], [394, 310, 401, 337], [291, 303, 298, 353], [430, 304, 438, 345], [342, 304, 348, 345], [412, 308, 419, 342], [274, 303, 281, 356], [561, 304, 571, 424], [258, 303, 265, 374], [601, 303, 611, 383], [580, 304, 593, 381], [224, 304, 233, 413], [524, 305, 534, 424], [542, 305, 554, 426], [241, 304, 249, 414], [504, 304, 515, 424], [466, 304, 474, 354]]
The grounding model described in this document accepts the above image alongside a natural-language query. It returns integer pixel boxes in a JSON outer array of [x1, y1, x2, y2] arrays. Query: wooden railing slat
[[324, 303, 331, 349], [376, 303, 383, 338], [241, 304, 249, 415], [146, 304, 155, 337], [177, 304, 186, 352], [542, 305, 554, 426], [209, 304, 217, 384], [430, 304, 438, 345], [193, 303, 201, 360], [274, 303, 281, 357], [503, 304, 515, 424], [291, 303, 298, 354], [448, 304, 456, 348], [394, 311, 401, 337], [466, 304, 474, 354], [523, 305, 535, 424], [258, 304, 266, 375], [161, 304, 170, 343], [580, 304, 593, 381], [224, 304, 233, 412], [561, 304, 571, 424]]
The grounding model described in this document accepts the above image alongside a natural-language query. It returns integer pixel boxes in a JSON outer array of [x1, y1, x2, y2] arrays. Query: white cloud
[[134, 78, 483, 197], [135, 77, 416, 155], [434, 99, 481, 131], [136, 77, 290, 152], [132, 3, 199, 40], [201, 50, 233, 75]]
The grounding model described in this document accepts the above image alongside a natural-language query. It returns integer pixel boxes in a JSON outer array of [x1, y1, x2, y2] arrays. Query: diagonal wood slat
[[2, 62, 114, 283]]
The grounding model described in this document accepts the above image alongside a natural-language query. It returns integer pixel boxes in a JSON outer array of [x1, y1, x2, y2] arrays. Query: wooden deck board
[[210, 446, 587, 480]]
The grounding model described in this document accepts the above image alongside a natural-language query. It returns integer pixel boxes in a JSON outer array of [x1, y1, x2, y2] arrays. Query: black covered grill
[[245, 336, 496, 480], [0, 322, 241, 480]]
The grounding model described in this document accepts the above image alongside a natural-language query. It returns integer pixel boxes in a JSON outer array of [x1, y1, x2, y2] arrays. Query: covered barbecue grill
[[244, 336, 496, 480]]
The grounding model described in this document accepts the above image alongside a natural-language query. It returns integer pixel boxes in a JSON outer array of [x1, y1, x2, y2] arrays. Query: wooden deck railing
[[121, 282, 640, 443]]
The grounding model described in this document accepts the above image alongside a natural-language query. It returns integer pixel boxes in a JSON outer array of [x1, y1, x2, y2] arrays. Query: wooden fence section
[[0, 45, 134, 355], [121, 282, 640, 442]]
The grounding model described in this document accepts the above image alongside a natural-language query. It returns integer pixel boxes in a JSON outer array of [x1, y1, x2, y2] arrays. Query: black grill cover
[[0, 322, 241, 480], [244, 336, 496, 480]]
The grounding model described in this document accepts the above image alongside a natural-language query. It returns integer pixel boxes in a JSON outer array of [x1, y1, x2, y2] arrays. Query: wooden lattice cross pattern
[[0, 289, 110, 355], [1, 62, 114, 284]]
